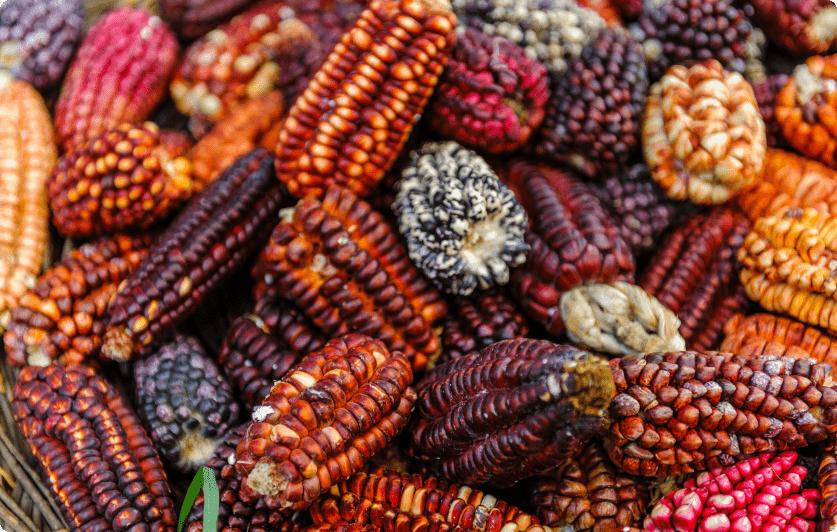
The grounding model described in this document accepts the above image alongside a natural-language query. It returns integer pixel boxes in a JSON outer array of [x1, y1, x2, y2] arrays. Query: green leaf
[[177, 466, 219, 532]]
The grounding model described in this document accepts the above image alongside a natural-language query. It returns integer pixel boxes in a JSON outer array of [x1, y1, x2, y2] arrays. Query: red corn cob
[[309, 467, 550, 532], [252, 184, 447, 373], [505, 161, 636, 335], [54, 8, 179, 152], [49, 121, 194, 239], [169, 2, 328, 136], [606, 351, 837, 477], [13, 363, 177, 532], [235, 334, 417, 510]]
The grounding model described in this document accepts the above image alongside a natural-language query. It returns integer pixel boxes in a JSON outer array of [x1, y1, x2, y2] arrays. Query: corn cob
[[254, 295, 328, 356], [160, 0, 258, 37], [0, 0, 85, 90], [606, 351, 837, 477], [821, 444, 837, 532], [408, 339, 614, 487], [722, 313, 837, 367], [529, 439, 649, 532], [643, 60, 766, 205], [235, 334, 417, 510], [183, 424, 309, 532], [252, 184, 447, 373], [594, 163, 691, 259], [134, 333, 239, 472], [218, 314, 307, 411], [309, 468, 550, 532], [0, 75, 56, 331], [13, 363, 177, 532], [505, 161, 636, 335], [3, 233, 152, 368], [188, 91, 286, 190], [425, 27, 549, 154], [49, 121, 194, 239], [101, 148, 290, 362], [640, 209, 752, 352], [393, 141, 530, 296], [273, 0, 457, 199], [438, 287, 529, 366], [744, 0, 837, 55], [753, 74, 791, 149], [737, 207, 837, 334], [170, 2, 327, 136], [55, 8, 179, 152], [736, 148, 837, 223], [644, 451, 820, 532], [775, 55, 837, 169]]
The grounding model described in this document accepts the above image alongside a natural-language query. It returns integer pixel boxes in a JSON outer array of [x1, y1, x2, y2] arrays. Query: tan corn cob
[[0, 73, 57, 330]]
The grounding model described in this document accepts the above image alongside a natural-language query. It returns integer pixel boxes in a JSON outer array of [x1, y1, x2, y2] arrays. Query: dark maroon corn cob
[[101, 148, 291, 362], [218, 315, 307, 411], [606, 352, 837, 477], [505, 161, 636, 335], [426, 26, 550, 154], [183, 424, 310, 532], [134, 333, 240, 473], [253, 296, 327, 357], [160, 0, 257, 38], [529, 439, 649, 532], [537, 28, 648, 176], [408, 339, 615, 487], [632, 0, 760, 80], [595, 163, 692, 258], [639, 208, 752, 351], [13, 364, 178, 532], [438, 287, 529, 366], [0, 0, 84, 90], [54, 8, 179, 152]]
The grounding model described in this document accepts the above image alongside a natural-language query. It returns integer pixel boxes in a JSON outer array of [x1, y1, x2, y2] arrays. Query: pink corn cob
[[644, 452, 819, 532], [54, 8, 179, 152]]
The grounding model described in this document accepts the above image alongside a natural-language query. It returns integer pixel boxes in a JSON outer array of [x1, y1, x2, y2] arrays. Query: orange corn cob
[[738, 207, 837, 334], [722, 312, 837, 367], [0, 74, 56, 331], [736, 148, 837, 222], [776, 54, 837, 169], [274, 0, 457, 199], [188, 91, 286, 189]]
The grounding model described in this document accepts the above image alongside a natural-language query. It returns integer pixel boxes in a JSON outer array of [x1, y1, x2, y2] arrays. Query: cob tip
[[101, 327, 134, 361]]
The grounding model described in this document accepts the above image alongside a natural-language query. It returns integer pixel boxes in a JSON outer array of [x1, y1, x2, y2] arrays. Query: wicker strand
[[560, 281, 686, 356]]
